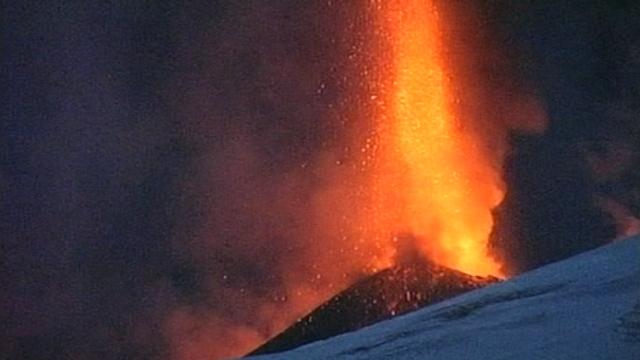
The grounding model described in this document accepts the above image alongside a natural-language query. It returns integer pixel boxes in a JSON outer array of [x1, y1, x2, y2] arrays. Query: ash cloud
[[585, 106, 640, 237], [489, 1, 640, 274]]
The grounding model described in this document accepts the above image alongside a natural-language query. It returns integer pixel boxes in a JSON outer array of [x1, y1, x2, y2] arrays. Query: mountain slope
[[250, 259, 498, 355], [249, 235, 640, 360]]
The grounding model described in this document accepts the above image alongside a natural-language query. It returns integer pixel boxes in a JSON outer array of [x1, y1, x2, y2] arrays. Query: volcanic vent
[[249, 236, 498, 355], [172, 0, 546, 357], [245, 0, 547, 355], [246, 0, 547, 355]]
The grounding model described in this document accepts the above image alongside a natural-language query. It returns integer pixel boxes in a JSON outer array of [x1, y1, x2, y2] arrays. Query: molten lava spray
[[363, 0, 507, 277], [167, 1, 546, 358]]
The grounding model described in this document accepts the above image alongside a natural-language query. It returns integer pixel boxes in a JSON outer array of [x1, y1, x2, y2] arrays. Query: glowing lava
[[369, 0, 504, 277]]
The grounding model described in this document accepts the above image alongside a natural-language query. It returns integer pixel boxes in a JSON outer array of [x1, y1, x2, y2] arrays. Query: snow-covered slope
[[249, 236, 640, 360]]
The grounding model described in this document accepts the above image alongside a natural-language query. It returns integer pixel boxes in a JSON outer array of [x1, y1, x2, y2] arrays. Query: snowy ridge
[[248, 236, 640, 359]]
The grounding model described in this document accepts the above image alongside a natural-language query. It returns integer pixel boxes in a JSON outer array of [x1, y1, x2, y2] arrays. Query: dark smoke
[[3, 1, 377, 359], [489, 0, 640, 274]]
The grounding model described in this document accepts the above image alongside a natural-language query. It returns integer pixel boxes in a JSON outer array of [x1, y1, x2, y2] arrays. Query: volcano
[[250, 236, 640, 360], [249, 255, 498, 356]]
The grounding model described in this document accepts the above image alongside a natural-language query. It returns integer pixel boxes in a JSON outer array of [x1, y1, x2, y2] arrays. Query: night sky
[[2, 1, 639, 359]]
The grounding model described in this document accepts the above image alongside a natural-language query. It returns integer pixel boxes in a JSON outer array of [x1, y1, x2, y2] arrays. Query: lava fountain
[[364, 0, 505, 277], [173, 1, 549, 358]]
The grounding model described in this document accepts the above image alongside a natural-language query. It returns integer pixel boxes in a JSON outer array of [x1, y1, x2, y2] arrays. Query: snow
[[248, 235, 640, 359]]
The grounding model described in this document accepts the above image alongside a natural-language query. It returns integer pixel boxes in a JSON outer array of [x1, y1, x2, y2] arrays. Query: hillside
[[249, 236, 640, 359]]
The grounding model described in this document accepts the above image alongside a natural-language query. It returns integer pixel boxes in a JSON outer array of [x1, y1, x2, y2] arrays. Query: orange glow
[[170, 1, 550, 357], [368, 0, 504, 277]]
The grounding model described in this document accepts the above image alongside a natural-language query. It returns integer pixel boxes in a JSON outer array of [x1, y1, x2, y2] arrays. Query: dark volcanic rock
[[248, 259, 499, 356]]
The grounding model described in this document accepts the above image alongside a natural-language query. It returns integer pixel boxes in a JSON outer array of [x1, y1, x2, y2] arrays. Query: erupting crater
[[359, 0, 504, 277], [250, 236, 499, 356], [247, 0, 544, 355]]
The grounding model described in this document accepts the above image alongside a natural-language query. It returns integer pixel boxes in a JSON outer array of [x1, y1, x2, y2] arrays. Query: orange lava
[[368, 0, 504, 277]]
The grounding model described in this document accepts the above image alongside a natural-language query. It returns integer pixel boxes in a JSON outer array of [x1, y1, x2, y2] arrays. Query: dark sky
[[2, 1, 639, 359]]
